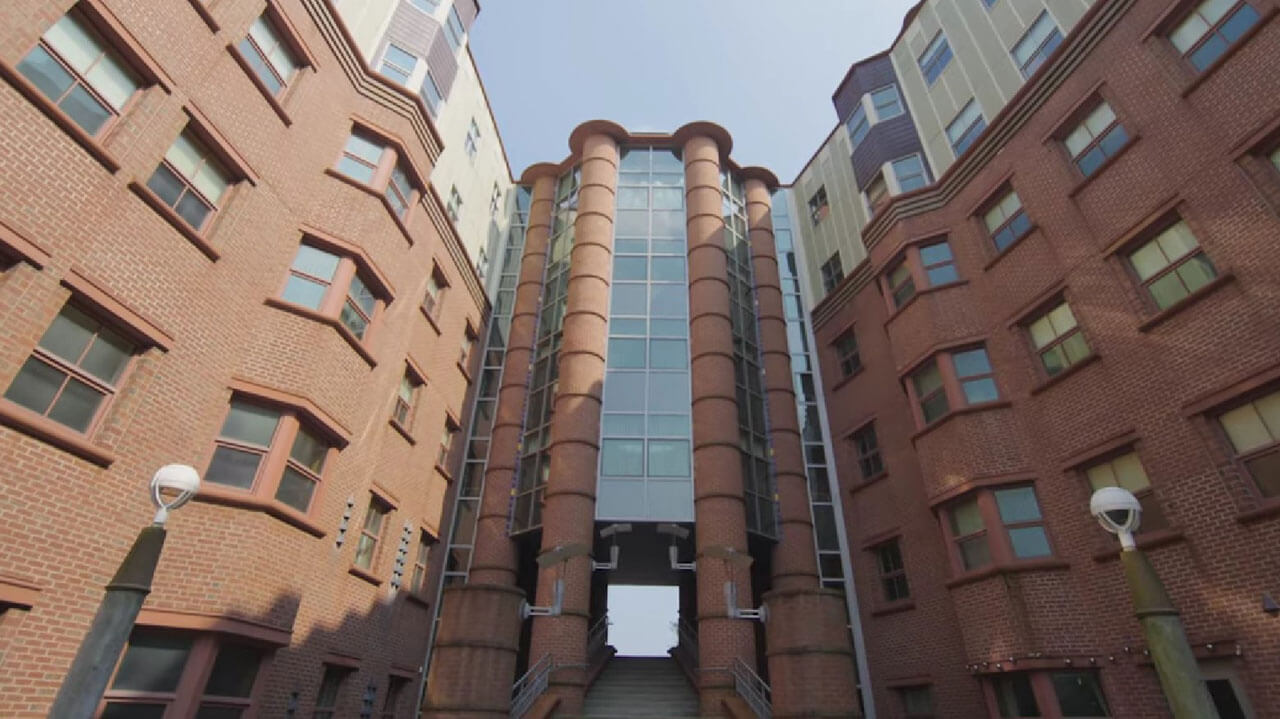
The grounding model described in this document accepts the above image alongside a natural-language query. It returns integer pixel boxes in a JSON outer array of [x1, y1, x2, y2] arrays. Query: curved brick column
[[423, 170, 557, 718], [683, 131, 757, 714], [527, 131, 620, 715], [745, 176, 859, 717]]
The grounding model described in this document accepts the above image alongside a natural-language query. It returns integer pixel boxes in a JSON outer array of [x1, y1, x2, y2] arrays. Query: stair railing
[[587, 613, 609, 661], [510, 653, 552, 719], [674, 617, 699, 670], [731, 657, 772, 719]]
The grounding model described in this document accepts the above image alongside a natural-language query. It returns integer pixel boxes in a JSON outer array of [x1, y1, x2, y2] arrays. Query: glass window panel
[[1254, 391, 1280, 438], [651, 211, 685, 238], [610, 318, 646, 336], [1148, 272, 1190, 309], [48, 377, 105, 432], [1052, 672, 1109, 717], [608, 338, 647, 368], [616, 186, 648, 209], [651, 257, 685, 281], [962, 378, 998, 404], [993, 674, 1041, 717], [651, 173, 684, 187], [175, 193, 212, 230], [913, 363, 943, 396], [611, 283, 646, 316], [112, 630, 193, 692], [4, 357, 65, 414], [648, 414, 690, 436], [146, 166, 185, 212], [274, 467, 316, 512], [1112, 453, 1151, 492], [601, 439, 644, 475], [619, 149, 649, 173], [650, 284, 688, 317], [615, 210, 648, 236], [1245, 451, 1280, 497], [649, 339, 687, 369], [647, 480, 694, 521], [1028, 316, 1057, 349], [953, 349, 992, 377], [1220, 403, 1272, 453], [221, 402, 280, 446], [39, 305, 98, 364], [603, 413, 645, 436], [1084, 103, 1116, 137], [1175, 254, 1217, 294], [996, 487, 1042, 522], [291, 245, 340, 280], [339, 302, 369, 339], [194, 707, 244, 719], [648, 372, 690, 412], [651, 239, 684, 255], [613, 256, 647, 281], [926, 264, 959, 285], [205, 446, 262, 489], [60, 84, 112, 136], [17, 45, 74, 103], [204, 643, 263, 697], [165, 132, 202, 179], [919, 241, 952, 266], [649, 319, 686, 337], [616, 238, 647, 253], [604, 371, 645, 411], [597, 479, 645, 518], [102, 705, 167, 719], [45, 15, 101, 73], [651, 150, 683, 173], [648, 440, 690, 477], [652, 187, 683, 209], [344, 133, 384, 164], [949, 498, 984, 535], [958, 535, 991, 570], [1008, 526, 1052, 558]]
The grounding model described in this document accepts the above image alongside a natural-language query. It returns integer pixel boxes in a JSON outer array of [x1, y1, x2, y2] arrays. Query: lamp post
[[1089, 487, 1219, 719], [49, 464, 201, 719]]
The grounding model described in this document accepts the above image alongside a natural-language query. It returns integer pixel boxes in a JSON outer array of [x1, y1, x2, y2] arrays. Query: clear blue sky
[[470, 0, 921, 182]]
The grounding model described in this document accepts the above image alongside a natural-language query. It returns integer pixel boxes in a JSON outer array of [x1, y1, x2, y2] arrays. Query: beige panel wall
[[331, 0, 399, 59], [890, 0, 1094, 178], [788, 128, 870, 308]]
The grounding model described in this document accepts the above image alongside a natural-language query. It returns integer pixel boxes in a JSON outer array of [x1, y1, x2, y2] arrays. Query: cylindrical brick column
[[423, 168, 557, 718], [745, 173, 860, 717], [680, 124, 757, 714], [527, 124, 622, 715]]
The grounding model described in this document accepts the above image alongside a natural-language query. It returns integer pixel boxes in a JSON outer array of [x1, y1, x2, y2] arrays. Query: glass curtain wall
[[510, 168, 578, 534], [725, 173, 777, 538], [596, 147, 695, 521]]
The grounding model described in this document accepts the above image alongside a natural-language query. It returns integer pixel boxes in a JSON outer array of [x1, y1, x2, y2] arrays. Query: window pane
[[648, 414, 690, 436], [1051, 672, 1109, 716], [275, 467, 316, 512], [616, 186, 647, 209], [190, 154, 231, 204], [648, 372, 690, 412], [597, 479, 645, 518], [604, 371, 645, 411], [221, 402, 280, 445], [953, 349, 991, 378], [648, 440, 691, 477], [995, 487, 1042, 522], [650, 318, 686, 337], [611, 283, 646, 316], [60, 84, 112, 136], [651, 211, 684, 238], [48, 376, 105, 432], [603, 413, 645, 436], [926, 264, 959, 285], [950, 498, 984, 535], [1220, 403, 1272, 453], [652, 187, 683, 209], [601, 439, 644, 475], [339, 301, 369, 339], [112, 630, 193, 692], [650, 284, 688, 317], [175, 192, 212, 229], [40, 305, 99, 364], [206, 446, 262, 490], [613, 256, 647, 281], [292, 245, 340, 280], [615, 210, 648, 236], [1148, 272, 1190, 310], [102, 704, 168, 719], [44, 15, 100, 75], [651, 256, 685, 281], [962, 378, 998, 404], [958, 535, 991, 570], [649, 339, 687, 369], [290, 428, 327, 473], [648, 481, 694, 520], [282, 275, 327, 309], [1175, 254, 1216, 294], [4, 357, 66, 415], [147, 163, 186, 207], [17, 46, 74, 105], [1112, 453, 1152, 492], [204, 643, 263, 697], [993, 674, 1041, 717], [194, 707, 245, 719], [1244, 451, 1280, 498], [1008, 526, 1051, 558], [610, 318, 646, 335], [608, 338, 646, 368]]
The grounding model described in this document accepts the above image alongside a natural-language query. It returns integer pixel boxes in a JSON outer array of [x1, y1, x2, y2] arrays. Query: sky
[[607, 585, 678, 656], [469, 0, 922, 182]]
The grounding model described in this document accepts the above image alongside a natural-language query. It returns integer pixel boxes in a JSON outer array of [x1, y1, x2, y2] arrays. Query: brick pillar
[[423, 168, 558, 718], [681, 125, 757, 714], [527, 125, 622, 715], [744, 173, 860, 718]]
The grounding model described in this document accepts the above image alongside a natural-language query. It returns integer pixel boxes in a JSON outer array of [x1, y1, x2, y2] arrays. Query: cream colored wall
[[789, 127, 870, 307], [330, 0, 399, 60], [890, 0, 1094, 178]]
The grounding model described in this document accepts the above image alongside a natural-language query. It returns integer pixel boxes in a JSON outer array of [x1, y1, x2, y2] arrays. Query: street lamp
[[48, 464, 201, 719], [1089, 487, 1219, 719]]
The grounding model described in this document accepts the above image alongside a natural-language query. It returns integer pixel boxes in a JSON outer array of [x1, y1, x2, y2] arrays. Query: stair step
[[582, 656, 699, 718]]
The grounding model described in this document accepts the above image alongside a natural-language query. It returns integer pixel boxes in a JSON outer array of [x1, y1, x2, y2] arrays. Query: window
[[1127, 220, 1216, 310], [886, 260, 915, 308], [279, 243, 387, 342], [912, 361, 948, 424], [820, 252, 844, 293], [808, 186, 829, 225], [102, 629, 267, 718], [892, 154, 928, 192], [899, 685, 934, 717], [1027, 302, 1090, 376], [1012, 11, 1064, 78], [392, 370, 420, 428], [464, 117, 480, 161], [3, 304, 135, 435], [422, 266, 447, 321], [1085, 452, 1169, 531], [918, 32, 953, 85], [146, 128, 233, 233], [1170, 0, 1261, 71], [989, 671, 1110, 717], [410, 530, 433, 594], [17, 11, 141, 136], [871, 84, 904, 121], [983, 189, 1032, 252], [1203, 665, 1252, 719], [382, 676, 409, 719], [438, 416, 459, 469], [873, 538, 909, 602], [354, 494, 391, 571], [1217, 388, 1280, 497], [954, 347, 997, 404], [852, 423, 883, 479], [1065, 102, 1130, 177], [420, 71, 443, 115], [944, 485, 1051, 572], [834, 330, 861, 378], [947, 100, 987, 157], [447, 185, 463, 222], [920, 240, 958, 285], [385, 165, 414, 219], [205, 398, 333, 515], [865, 174, 890, 215], [1270, 145, 1280, 172], [334, 130, 421, 220], [236, 14, 301, 96], [409, 0, 439, 12], [490, 182, 502, 215], [314, 665, 349, 719], [846, 103, 870, 148], [444, 5, 466, 52], [459, 326, 476, 368]]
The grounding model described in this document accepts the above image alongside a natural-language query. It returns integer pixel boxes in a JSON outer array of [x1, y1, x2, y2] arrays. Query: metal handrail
[[731, 657, 772, 719], [510, 653, 552, 719], [587, 613, 609, 660], [674, 618, 699, 669]]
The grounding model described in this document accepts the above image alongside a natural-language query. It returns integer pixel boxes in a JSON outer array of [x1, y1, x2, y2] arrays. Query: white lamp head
[[150, 464, 201, 524], [1089, 486, 1141, 549]]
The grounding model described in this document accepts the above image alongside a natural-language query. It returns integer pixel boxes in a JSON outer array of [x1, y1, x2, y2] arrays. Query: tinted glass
[[995, 487, 1041, 522], [290, 428, 327, 473], [649, 339, 687, 369], [205, 446, 262, 489], [112, 631, 192, 692], [221, 402, 280, 445], [274, 467, 316, 512], [102, 704, 167, 719], [4, 357, 65, 415], [48, 377, 104, 432], [1051, 671, 1109, 716], [194, 707, 245, 719], [647, 440, 690, 477], [147, 163, 185, 207], [17, 45, 74, 105], [601, 439, 643, 475], [204, 643, 263, 697]]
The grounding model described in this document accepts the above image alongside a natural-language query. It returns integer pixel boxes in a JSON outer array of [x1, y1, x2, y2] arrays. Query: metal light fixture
[[150, 464, 201, 525]]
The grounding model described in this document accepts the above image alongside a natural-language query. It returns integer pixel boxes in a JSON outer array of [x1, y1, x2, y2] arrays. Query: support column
[[745, 173, 860, 718], [527, 123, 623, 715], [423, 168, 559, 718], [680, 124, 758, 715]]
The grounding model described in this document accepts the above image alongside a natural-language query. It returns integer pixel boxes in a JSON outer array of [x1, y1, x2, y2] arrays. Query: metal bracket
[[334, 496, 356, 548], [668, 544, 695, 572], [725, 581, 768, 623], [593, 544, 620, 572]]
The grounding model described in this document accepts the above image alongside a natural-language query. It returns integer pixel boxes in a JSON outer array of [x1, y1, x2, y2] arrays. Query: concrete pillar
[[423, 168, 558, 718], [745, 172, 860, 718], [679, 124, 757, 714], [527, 123, 623, 715]]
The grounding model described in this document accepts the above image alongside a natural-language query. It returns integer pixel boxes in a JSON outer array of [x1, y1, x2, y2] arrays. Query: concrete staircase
[[575, 655, 702, 718]]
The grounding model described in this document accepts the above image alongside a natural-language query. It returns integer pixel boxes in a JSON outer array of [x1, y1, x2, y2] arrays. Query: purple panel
[[851, 114, 929, 190], [427, 30, 460, 98], [385, 2, 440, 57], [833, 55, 899, 122], [455, 0, 479, 30]]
